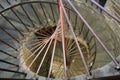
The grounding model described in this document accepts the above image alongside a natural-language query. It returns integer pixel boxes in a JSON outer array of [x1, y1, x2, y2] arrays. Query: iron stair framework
[[0, 0, 119, 80]]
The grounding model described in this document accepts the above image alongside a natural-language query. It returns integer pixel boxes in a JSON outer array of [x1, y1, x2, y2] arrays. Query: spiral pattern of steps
[[0, 0, 120, 80]]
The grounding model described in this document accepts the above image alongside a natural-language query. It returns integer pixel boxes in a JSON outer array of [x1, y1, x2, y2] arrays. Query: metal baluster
[[67, 0, 120, 70], [0, 68, 26, 75], [1, 14, 24, 37], [0, 26, 19, 43], [0, 59, 19, 67], [0, 38, 18, 52], [50, 4, 56, 23], [10, 8, 30, 32], [39, 3, 49, 25], [0, 50, 17, 59], [61, 0, 92, 79], [91, 0, 120, 23], [20, 4, 35, 28], [29, 3, 42, 25]]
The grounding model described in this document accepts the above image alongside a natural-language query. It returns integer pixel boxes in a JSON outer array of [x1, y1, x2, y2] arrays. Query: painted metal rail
[[0, 0, 119, 80]]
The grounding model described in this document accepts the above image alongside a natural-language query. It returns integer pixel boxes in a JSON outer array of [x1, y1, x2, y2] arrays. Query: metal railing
[[0, 0, 119, 80]]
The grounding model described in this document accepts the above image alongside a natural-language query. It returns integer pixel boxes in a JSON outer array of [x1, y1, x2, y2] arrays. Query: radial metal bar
[[23, 40, 50, 71], [34, 24, 61, 77], [0, 68, 26, 75], [47, 39, 57, 79], [66, 0, 120, 68], [35, 38, 53, 76], [91, 0, 120, 23], [0, 59, 19, 67], [19, 42, 45, 66], [10, 8, 30, 32], [0, 14, 24, 37], [84, 29, 90, 39], [74, 15, 77, 30], [89, 43, 96, 51], [89, 38, 97, 70], [20, 5, 35, 28], [39, 3, 49, 24], [0, 26, 19, 43], [29, 3, 42, 24], [18, 41, 44, 58], [6, 0, 11, 5], [87, 36, 94, 44], [0, 38, 18, 51], [47, 20, 61, 79], [50, 4, 56, 23], [66, 41, 76, 53], [27, 40, 43, 46], [58, 0, 67, 79], [0, 4, 4, 9], [79, 22, 84, 34], [0, 50, 17, 59], [60, 0, 92, 78]]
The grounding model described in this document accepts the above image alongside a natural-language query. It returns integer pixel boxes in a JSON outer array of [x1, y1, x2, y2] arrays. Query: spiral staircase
[[0, 0, 120, 80]]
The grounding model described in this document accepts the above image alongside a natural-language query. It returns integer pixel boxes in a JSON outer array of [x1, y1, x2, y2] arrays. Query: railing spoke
[[20, 5, 35, 28], [50, 4, 56, 23], [0, 50, 17, 59], [58, 0, 67, 79], [0, 59, 19, 67], [39, 3, 49, 25], [0, 26, 19, 43], [29, 3, 42, 25], [18, 41, 44, 59], [91, 0, 120, 23], [0, 68, 26, 75], [0, 38, 18, 52], [19, 42, 45, 66], [10, 8, 30, 31], [35, 38, 53, 77], [1, 14, 24, 37], [60, 0, 91, 78], [66, 0, 120, 70], [47, 39, 57, 79]]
